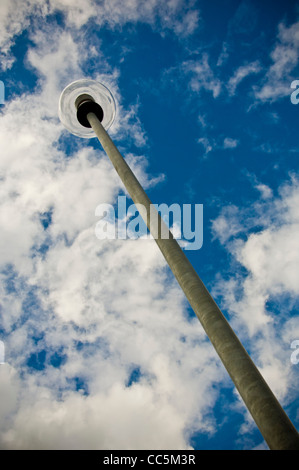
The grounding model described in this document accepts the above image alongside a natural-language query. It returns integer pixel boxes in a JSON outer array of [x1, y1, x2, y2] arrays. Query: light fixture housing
[[58, 78, 116, 138]]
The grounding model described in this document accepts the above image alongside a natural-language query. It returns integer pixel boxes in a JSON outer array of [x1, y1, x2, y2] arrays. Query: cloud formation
[[0, 0, 201, 69], [254, 21, 299, 102], [0, 1, 228, 450], [211, 176, 299, 401], [1, 0, 298, 451]]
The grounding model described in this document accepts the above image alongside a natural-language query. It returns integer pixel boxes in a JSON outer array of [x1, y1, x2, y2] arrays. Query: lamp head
[[58, 79, 116, 138]]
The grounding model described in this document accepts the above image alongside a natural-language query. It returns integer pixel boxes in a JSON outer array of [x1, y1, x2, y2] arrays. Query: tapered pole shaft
[[87, 111, 299, 450]]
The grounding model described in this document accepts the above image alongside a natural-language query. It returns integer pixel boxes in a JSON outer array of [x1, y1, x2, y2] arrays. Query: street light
[[59, 79, 299, 450]]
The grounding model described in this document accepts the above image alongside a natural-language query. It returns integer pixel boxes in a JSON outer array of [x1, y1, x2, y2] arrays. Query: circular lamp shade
[[59, 79, 116, 138]]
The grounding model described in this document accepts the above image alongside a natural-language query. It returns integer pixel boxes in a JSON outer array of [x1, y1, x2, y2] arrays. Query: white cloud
[[0, 0, 49, 69], [211, 176, 299, 406], [0, 0, 201, 70], [217, 42, 229, 67], [0, 15, 230, 450], [50, 0, 97, 28], [94, 0, 200, 37], [2, 0, 296, 451], [0, 347, 221, 450], [197, 136, 216, 156], [223, 137, 239, 149], [254, 21, 299, 102], [255, 183, 273, 200], [0, 381, 190, 449], [227, 61, 262, 96], [197, 136, 239, 156], [211, 205, 243, 244], [183, 54, 222, 98]]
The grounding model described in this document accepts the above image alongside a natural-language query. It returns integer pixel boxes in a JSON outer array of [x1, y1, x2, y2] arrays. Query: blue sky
[[0, 0, 298, 450]]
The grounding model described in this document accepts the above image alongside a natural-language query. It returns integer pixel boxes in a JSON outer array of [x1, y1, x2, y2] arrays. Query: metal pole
[[86, 110, 299, 450]]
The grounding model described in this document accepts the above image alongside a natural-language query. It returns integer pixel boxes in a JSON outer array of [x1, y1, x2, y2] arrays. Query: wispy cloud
[[223, 137, 239, 149], [227, 61, 262, 96], [254, 21, 299, 102], [182, 53, 222, 99], [198, 136, 239, 156]]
